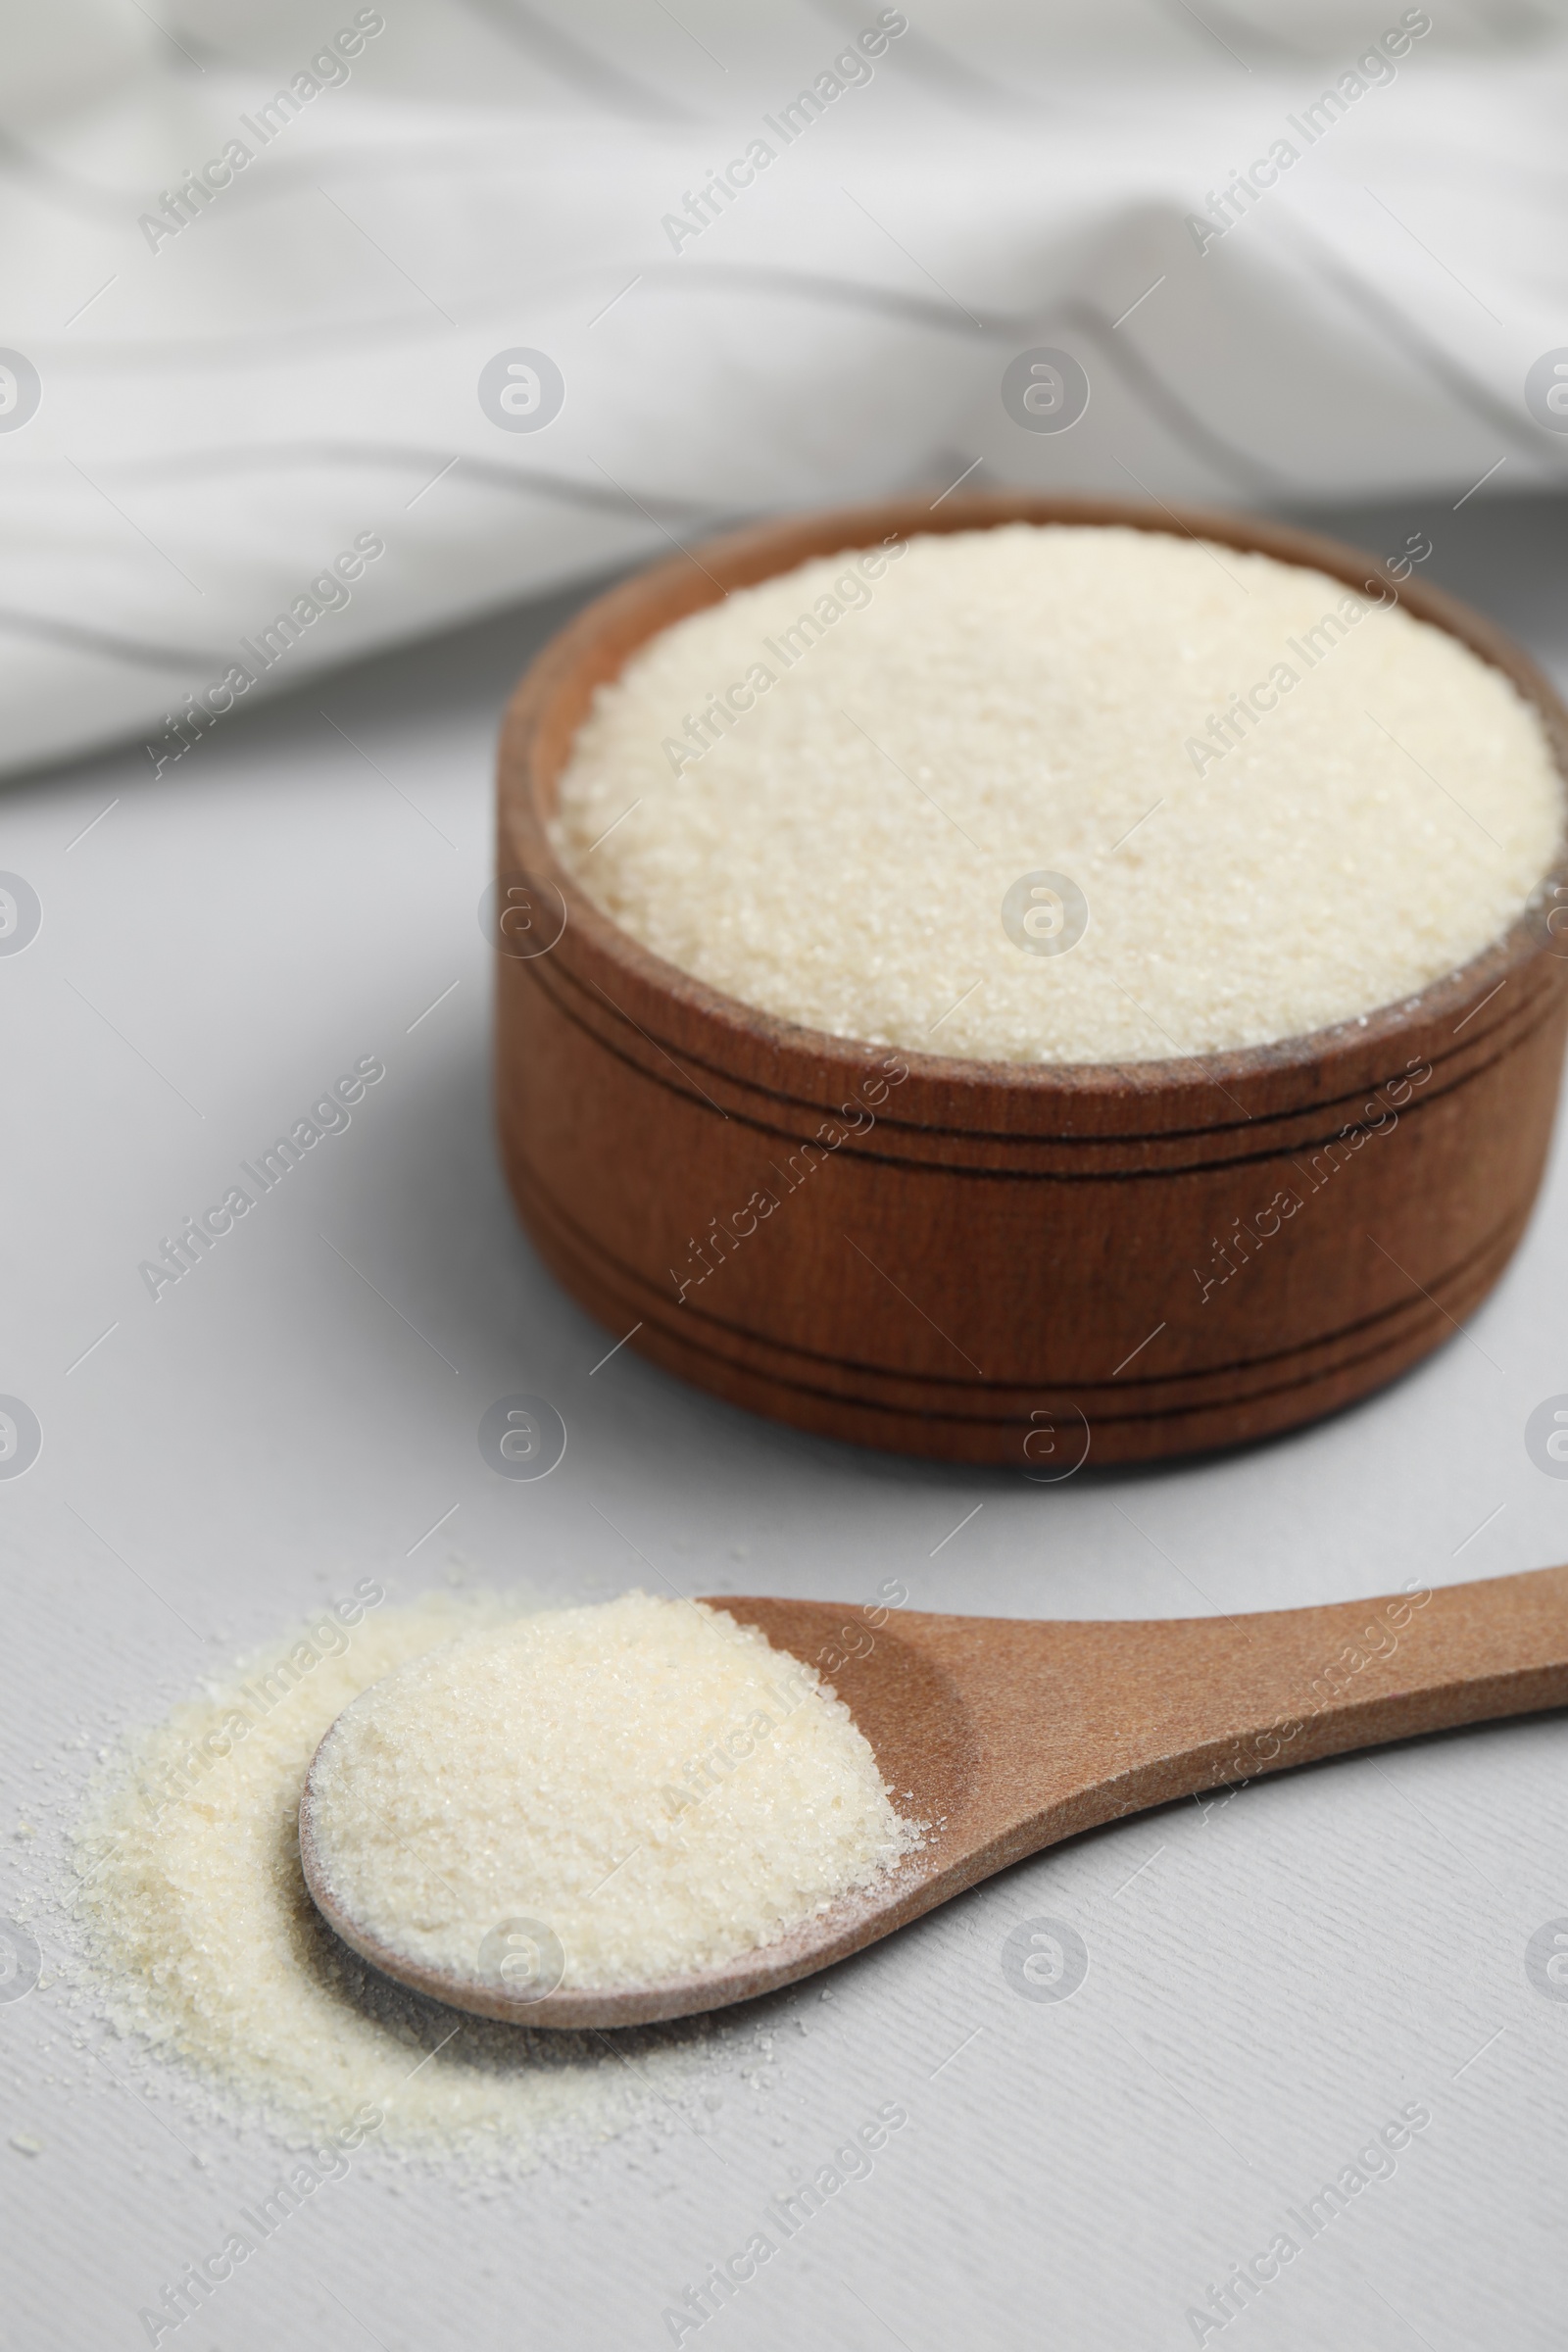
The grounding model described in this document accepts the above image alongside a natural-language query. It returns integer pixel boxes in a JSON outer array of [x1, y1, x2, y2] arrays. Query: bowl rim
[[497, 489, 1568, 1106]]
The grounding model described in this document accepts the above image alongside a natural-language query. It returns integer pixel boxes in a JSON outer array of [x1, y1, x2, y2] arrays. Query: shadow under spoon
[[298, 1564, 1568, 2030]]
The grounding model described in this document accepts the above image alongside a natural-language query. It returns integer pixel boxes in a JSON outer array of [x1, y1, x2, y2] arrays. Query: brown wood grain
[[299, 1566, 1568, 2029], [494, 492, 1568, 1463]]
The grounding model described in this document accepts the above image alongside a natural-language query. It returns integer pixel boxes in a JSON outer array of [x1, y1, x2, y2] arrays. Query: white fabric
[[3, 0, 1565, 778]]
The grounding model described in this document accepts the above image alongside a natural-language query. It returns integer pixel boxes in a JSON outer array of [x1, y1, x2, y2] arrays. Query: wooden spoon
[[298, 1566, 1568, 2030]]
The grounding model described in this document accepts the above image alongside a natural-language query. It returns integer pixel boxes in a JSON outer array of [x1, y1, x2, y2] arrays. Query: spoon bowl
[[299, 1566, 1568, 2029]]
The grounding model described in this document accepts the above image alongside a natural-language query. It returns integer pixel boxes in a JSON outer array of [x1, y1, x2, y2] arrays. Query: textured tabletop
[[3, 489, 1567, 2352]]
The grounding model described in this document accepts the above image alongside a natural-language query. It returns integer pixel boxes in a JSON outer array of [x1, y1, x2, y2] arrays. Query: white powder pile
[[551, 524, 1563, 1063], [71, 1592, 749, 2167], [308, 1592, 917, 1992]]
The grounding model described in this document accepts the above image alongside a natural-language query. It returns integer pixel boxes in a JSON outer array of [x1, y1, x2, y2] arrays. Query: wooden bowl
[[494, 494, 1568, 1467]]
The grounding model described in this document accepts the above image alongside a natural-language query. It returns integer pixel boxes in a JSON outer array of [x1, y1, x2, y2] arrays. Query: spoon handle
[[909, 1563, 1568, 1850], [1128, 1559, 1568, 1794]]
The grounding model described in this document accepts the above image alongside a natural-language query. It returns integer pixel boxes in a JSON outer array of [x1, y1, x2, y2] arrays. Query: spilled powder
[[551, 523, 1564, 1064], [71, 1592, 775, 2168], [308, 1592, 917, 1992]]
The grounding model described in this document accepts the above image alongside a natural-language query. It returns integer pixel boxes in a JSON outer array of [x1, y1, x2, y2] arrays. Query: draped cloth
[[4, 0, 1564, 777]]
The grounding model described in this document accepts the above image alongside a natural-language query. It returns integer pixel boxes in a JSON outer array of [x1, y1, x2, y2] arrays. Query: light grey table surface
[[4, 489, 1567, 2352]]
